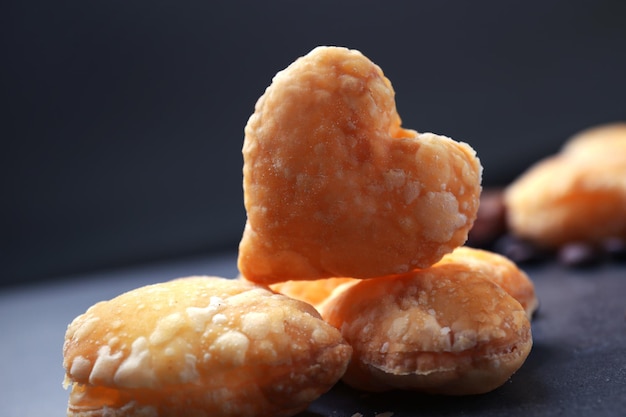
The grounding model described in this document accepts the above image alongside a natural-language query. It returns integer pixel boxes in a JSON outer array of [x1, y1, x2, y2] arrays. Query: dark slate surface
[[1, 253, 624, 417]]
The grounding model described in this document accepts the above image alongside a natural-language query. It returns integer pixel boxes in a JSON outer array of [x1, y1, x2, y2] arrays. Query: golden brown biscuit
[[239, 46, 482, 285], [319, 265, 532, 395], [268, 247, 537, 318], [437, 246, 538, 317], [63, 276, 352, 417], [505, 122, 626, 247], [562, 122, 626, 156], [269, 277, 355, 311]]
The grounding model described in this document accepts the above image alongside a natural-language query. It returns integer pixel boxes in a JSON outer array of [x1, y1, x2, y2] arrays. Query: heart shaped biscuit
[[239, 46, 482, 284]]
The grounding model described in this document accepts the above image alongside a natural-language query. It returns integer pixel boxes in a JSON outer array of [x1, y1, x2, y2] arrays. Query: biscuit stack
[[239, 46, 536, 395], [63, 46, 537, 417]]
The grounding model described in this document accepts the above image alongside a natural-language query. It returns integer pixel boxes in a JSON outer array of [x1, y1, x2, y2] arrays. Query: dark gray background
[[3, 0, 626, 285]]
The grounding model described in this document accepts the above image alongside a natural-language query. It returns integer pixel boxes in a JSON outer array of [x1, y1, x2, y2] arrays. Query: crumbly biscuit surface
[[319, 265, 532, 394], [269, 246, 537, 318], [63, 276, 351, 417], [438, 246, 538, 317], [239, 46, 482, 284]]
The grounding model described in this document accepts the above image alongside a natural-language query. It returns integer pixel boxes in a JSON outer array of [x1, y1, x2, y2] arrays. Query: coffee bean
[[493, 234, 549, 265], [469, 189, 624, 268], [557, 242, 603, 267], [467, 189, 507, 249], [602, 237, 626, 262]]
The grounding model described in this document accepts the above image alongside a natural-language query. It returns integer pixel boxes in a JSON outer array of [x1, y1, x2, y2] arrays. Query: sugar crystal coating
[[239, 46, 482, 284], [63, 276, 351, 417], [319, 265, 532, 395]]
